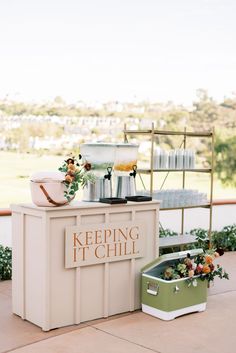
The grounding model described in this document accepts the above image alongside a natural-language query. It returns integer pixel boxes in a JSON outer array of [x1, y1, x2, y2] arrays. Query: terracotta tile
[[0, 280, 12, 297], [94, 292, 236, 353], [86, 311, 134, 326], [9, 326, 152, 353], [208, 251, 236, 296], [1, 252, 236, 353], [0, 292, 87, 353]]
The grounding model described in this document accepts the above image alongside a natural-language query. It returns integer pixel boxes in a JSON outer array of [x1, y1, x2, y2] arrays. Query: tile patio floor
[[1, 252, 236, 353]]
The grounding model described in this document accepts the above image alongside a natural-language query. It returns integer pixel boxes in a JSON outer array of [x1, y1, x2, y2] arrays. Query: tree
[[214, 135, 236, 187], [191, 89, 219, 129]]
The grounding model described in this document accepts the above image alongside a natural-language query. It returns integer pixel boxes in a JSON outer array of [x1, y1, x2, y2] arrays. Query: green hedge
[[160, 224, 236, 255], [212, 224, 236, 251], [0, 245, 12, 280], [1, 224, 236, 280]]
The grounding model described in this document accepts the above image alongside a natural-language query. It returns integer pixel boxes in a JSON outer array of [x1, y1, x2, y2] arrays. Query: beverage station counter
[[11, 200, 160, 331]]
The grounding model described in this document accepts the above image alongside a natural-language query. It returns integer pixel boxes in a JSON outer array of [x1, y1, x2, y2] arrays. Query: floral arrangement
[[58, 155, 96, 201], [161, 250, 229, 286]]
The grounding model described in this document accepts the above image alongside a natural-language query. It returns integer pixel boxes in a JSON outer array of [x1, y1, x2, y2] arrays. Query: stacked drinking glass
[[153, 148, 195, 170], [140, 189, 208, 209]]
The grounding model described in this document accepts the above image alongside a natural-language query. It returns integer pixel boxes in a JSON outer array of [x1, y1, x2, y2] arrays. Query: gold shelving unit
[[124, 122, 214, 248]]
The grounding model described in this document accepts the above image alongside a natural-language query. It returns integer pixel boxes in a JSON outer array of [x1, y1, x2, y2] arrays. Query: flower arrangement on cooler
[[58, 155, 96, 201], [161, 250, 229, 286]]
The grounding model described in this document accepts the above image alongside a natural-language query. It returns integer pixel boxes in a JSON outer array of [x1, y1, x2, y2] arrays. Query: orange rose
[[67, 163, 76, 171], [202, 265, 211, 274], [205, 255, 213, 264], [188, 270, 194, 278], [65, 175, 73, 183]]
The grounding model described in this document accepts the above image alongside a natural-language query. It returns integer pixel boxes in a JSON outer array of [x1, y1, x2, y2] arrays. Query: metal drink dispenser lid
[[116, 143, 139, 148], [80, 142, 116, 167]]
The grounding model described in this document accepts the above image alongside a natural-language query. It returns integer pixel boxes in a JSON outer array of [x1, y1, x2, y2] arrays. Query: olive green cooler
[[141, 249, 208, 320]]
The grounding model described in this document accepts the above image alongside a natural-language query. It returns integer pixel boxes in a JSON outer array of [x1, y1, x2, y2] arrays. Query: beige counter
[[11, 200, 160, 331]]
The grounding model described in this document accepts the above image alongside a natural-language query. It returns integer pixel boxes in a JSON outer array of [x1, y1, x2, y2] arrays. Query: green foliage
[[159, 224, 236, 254], [5, 122, 64, 153], [214, 135, 236, 187], [219, 98, 236, 129], [212, 224, 236, 251], [0, 245, 12, 280], [159, 228, 178, 238], [189, 91, 236, 185], [191, 89, 219, 129], [204, 263, 229, 282], [190, 228, 209, 251], [1, 90, 236, 187]]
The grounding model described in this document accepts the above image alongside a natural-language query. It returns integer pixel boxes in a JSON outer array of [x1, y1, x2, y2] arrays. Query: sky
[[0, 0, 236, 105]]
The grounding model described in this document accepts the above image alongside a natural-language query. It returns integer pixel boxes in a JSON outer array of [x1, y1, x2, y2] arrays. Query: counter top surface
[[11, 200, 161, 212]]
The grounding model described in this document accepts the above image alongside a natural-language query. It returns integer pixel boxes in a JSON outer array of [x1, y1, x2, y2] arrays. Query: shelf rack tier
[[159, 234, 199, 248], [159, 203, 211, 211], [138, 168, 212, 174], [124, 129, 213, 137]]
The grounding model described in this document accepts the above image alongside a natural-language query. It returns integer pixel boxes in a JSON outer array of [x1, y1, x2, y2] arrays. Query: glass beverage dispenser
[[114, 143, 139, 198], [80, 143, 116, 201]]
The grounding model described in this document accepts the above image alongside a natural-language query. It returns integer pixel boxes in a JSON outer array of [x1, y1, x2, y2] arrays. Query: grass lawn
[[0, 151, 235, 208], [0, 152, 64, 208]]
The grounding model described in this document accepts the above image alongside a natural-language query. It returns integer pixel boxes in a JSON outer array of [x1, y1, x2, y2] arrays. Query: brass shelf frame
[[160, 204, 211, 211], [124, 129, 213, 137], [138, 168, 212, 174], [124, 122, 215, 247]]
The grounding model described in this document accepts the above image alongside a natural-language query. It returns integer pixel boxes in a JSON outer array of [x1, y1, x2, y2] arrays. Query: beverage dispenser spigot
[[104, 167, 112, 181], [129, 165, 137, 178], [104, 167, 112, 198]]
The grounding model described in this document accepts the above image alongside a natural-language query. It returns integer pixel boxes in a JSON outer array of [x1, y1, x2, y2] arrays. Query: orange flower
[[65, 175, 73, 183], [67, 163, 76, 171], [188, 270, 194, 278], [205, 255, 213, 264], [202, 265, 211, 274]]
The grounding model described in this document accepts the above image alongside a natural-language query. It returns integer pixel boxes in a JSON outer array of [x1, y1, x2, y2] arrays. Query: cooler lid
[[141, 248, 203, 273], [30, 171, 65, 183]]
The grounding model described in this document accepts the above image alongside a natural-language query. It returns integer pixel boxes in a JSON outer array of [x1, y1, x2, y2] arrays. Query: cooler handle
[[147, 281, 159, 296]]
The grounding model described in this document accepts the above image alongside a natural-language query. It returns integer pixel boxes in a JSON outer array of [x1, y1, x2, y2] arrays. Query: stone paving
[[0, 252, 235, 353]]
